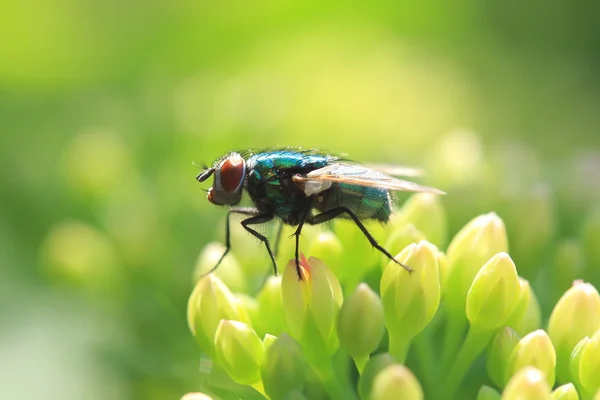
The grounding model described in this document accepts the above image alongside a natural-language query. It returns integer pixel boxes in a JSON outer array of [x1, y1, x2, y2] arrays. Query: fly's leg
[[201, 207, 259, 278], [241, 214, 279, 275], [293, 214, 307, 280], [307, 206, 413, 273]]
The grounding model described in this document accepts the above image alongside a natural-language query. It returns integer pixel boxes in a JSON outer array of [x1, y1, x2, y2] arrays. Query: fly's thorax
[[207, 152, 246, 205]]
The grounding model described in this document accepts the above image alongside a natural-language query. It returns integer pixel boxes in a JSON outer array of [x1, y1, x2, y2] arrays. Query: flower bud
[[445, 213, 508, 320], [502, 367, 551, 400], [466, 253, 520, 331], [334, 218, 386, 280], [381, 223, 425, 270], [262, 333, 278, 351], [255, 276, 285, 337], [187, 274, 250, 358], [578, 329, 600, 395], [261, 333, 306, 400], [507, 278, 542, 337], [214, 320, 264, 385], [569, 336, 589, 389], [306, 231, 344, 282], [548, 281, 600, 383], [551, 383, 579, 400], [358, 353, 396, 400], [193, 242, 245, 293], [477, 385, 502, 400], [281, 256, 343, 366], [380, 241, 440, 361], [505, 329, 556, 387], [337, 283, 385, 358], [180, 393, 214, 400], [487, 327, 520, 388], [371, 364, 424, 400], [388, 193, 448, 248]]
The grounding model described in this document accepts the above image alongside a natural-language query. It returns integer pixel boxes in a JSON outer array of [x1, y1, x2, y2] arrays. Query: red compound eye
[[220, 154, 245, 193]]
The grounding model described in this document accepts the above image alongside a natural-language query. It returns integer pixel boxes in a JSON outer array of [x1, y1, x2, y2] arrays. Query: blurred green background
[[1, 1, 599, 399]]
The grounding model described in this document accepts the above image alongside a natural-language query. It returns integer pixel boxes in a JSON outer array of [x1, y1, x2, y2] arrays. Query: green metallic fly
[[196, 148, 445, 279]]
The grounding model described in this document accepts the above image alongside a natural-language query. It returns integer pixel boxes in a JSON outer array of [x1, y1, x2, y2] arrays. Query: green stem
[[412, 329, 435, 388], [440, 315, 466, 372], [442, 325, 495, 396], [312, 360, 355, 400], [388, 331, 412, 363]]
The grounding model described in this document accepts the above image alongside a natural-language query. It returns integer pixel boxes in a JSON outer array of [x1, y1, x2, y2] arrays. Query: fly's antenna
[[194, 161, 215, 183]]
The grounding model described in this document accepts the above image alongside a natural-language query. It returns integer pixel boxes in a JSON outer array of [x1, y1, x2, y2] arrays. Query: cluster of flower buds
[[184, 194, 600, 400]]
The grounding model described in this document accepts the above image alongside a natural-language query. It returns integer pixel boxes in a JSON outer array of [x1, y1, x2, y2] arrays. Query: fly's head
[[196, 152, 246, 206]]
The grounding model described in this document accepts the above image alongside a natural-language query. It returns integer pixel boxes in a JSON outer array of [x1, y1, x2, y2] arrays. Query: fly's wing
[[293, 163, 445, 195]]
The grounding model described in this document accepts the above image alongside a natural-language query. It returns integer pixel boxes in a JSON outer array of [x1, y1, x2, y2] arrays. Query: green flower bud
[[337, 283, 385, 359], [380, 240, 440, 362], [569, 336, 589, 390], [487, 327, 521, 388], [306, 231, 344, 283], [280, 256, 343, 366], [506, 329, 556, 387], [548, 281, 600, 383], [508, 278, 542, 337], [193, 242, 245, 293], [381, 223, 426, 270], [578, 330, 600, 395], [187, 274, 250, 358], [477, 385, 502, 400], [388, 192, 448, 248], [214, 320, 264, 386], [262, 334, 277, 351], [437, 250, 450, 291], [358, 353, 396, 400], [551, 383, 579, 400], [334, 218, 386, 281], [255, 276, 285, 337], [261, 333, 306, 400], [180, 393, 214, 400], [370, 364, 424, 400], [466, 253, 520, 331], [445, 213, 508, 320], [502, 367, 551, 400]]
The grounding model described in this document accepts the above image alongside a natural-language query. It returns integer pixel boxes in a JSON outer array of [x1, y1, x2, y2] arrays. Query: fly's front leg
[[307, 206, 413, 273], [202, 207, 259, 278], [241, 214, 278, 275]]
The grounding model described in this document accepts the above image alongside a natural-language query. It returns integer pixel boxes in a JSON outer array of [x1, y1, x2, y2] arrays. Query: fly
[[196, 148, 445, 279]]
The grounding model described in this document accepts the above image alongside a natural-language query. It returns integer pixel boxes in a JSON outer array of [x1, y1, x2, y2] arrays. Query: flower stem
[[312, 361, 355, 400], [441, 315, 466, 371], [388, 331, 411, 363], [442, 325, 495, 396]]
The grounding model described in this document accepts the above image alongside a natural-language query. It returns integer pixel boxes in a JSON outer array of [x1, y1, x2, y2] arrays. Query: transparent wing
[[293, 163, 445, 194], [364, 163, 425, 177]]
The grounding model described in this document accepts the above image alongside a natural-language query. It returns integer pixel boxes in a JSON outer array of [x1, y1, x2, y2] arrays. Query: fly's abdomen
[[315, 183, 392, 222]]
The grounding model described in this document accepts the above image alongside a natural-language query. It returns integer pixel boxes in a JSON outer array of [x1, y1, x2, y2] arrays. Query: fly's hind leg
[[307, 206, 413, 273]]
